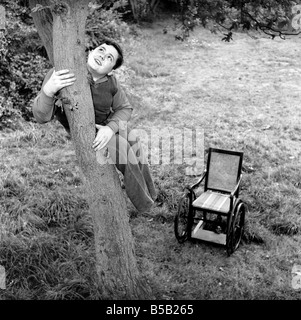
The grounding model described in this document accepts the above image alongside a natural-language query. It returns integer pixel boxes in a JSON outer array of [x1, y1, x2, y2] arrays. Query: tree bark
[[29, 0, 152, 299]]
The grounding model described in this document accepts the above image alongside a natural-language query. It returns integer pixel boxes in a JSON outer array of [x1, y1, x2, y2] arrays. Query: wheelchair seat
[[192, 191, 231, 214]]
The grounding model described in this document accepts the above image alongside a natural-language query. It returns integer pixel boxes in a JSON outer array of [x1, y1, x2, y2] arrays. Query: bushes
[[0, 3, 51, 128], [0, 51, 51, 127], [172, 0, 294, 41]]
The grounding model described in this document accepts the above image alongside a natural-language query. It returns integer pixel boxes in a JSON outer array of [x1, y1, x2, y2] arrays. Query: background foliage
[[0, 1, 49, 128], [0, 0, 299, 127]]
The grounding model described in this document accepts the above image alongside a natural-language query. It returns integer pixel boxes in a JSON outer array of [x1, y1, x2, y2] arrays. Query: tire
[[174, 191, 194, 243], [226, 201, 245, 256]]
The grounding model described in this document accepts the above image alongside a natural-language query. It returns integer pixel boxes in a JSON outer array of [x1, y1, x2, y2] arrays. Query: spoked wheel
[[226, 201, 245, 256], [174, 191, 194, 243]]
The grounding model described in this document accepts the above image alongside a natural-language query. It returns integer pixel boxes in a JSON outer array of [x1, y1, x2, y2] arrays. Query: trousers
[[96, 129, 157, 213]]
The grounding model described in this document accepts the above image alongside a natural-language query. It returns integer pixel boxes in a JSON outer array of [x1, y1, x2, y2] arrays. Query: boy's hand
[[43, 69, 76, 98], [93, 125, 114, 151]]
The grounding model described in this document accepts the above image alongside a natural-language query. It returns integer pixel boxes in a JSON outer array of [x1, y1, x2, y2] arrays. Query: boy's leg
[[96, 133, 155, 213], [127, 129, 157, 201]]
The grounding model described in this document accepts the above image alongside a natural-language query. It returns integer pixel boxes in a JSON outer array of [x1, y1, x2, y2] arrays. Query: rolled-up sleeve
[[107, 78, 133, 133], [32, 68, 55, 124]]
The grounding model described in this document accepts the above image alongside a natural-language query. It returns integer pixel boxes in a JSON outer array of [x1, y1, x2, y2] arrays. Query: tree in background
[[172, 0, 301, 40], [128, 0, 161, 21]]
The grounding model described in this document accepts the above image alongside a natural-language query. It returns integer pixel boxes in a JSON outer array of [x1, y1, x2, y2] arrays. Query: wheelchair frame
[[174, 147, 246, 256]]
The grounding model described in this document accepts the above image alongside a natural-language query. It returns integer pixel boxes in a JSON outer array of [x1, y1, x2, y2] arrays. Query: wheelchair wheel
[[174, 191, 194, 243], [226, 201, 245, 256]]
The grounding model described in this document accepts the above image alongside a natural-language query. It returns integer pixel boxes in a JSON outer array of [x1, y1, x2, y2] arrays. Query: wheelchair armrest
[[230, 174, 242, 198], [187, 170, 207, 191]]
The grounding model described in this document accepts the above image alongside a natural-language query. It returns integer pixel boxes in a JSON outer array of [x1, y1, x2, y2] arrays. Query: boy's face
[[87, 44, 119, 77]]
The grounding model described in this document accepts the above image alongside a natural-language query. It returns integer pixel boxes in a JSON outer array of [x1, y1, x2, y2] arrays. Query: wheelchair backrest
[[205, 148, 243, 193]]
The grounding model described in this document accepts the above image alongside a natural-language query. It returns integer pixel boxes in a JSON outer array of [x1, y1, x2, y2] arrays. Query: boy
[[32, 39, 156, 214]]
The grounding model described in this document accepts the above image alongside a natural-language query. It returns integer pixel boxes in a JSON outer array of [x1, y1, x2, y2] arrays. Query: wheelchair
[[174, 147, 245, 256]]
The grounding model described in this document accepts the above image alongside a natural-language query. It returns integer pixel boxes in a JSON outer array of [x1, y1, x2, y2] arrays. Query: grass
[[1, 19, 301, 299]]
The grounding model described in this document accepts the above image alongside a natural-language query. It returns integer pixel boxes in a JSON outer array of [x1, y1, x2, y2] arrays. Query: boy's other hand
[[43, 69, 76, 98], [93, 125, 114, 151]]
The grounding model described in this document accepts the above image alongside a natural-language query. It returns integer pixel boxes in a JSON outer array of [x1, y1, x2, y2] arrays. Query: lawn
[[1, 18, 301, 299]]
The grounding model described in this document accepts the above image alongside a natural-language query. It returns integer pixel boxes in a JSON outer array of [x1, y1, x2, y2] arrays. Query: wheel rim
[[174, 192, 193, 243], [227, 202, 245, 255], [232, 203, 245, 250]]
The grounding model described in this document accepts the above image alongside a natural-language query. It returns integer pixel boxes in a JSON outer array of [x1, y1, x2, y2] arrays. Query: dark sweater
[[32, 68, 133, 133]]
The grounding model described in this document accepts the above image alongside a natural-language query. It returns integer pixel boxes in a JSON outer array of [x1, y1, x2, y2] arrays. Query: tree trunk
[[148, 0, 160, 14], [29, 0, 152, 299], [129, 0, 139, 21]]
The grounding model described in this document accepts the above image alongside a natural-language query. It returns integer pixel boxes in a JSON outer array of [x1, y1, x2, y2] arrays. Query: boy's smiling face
[[87, 44, 119, 79]]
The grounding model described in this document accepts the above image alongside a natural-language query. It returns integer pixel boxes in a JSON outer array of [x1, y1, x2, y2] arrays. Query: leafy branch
[[242, 9, 301, 40]]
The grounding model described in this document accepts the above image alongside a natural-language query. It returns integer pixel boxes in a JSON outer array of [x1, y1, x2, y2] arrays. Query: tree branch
[[242, 9, 301, 39]]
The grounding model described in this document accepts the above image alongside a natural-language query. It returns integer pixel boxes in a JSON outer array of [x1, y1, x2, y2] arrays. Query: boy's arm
[[32, 68, 76, 124], [32, 68, 56, 124], [107, 78, 133, 133]]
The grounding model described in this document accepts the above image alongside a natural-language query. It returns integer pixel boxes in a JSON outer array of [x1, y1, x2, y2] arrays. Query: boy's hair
[[102, 38, 124, 70]]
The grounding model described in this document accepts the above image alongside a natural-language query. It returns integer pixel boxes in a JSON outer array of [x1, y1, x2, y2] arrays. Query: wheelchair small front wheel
[[174, 191, 194, 243], [226, 201, 245, 256]]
